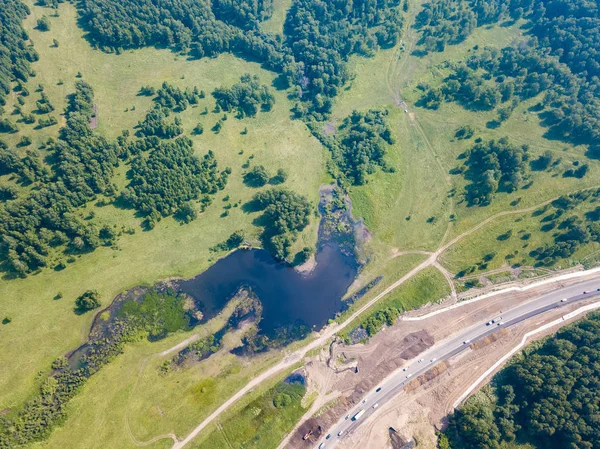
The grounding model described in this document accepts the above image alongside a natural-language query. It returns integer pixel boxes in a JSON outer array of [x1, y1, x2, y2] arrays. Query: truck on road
[[352, 409, 366, 421]]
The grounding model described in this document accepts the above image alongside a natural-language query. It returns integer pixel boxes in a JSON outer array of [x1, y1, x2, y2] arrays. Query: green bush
[[273, 393, 292, 408], [75, 290, 101, 311]]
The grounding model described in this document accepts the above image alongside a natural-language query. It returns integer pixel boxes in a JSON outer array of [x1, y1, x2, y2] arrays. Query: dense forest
[[442, 312, 600, 449], [212, 0, 273, 29], [0, 81, 118, 276], [251, 188, 312, 260], [458, 137, 530, 206], [79, 0, 234, 53], [0, 0, 38, 116], [121, 138, 229, 228], [212, 74, 275, 118]]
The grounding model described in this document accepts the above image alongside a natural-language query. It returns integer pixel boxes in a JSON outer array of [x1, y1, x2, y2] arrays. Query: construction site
[[278, 270, 600, 449]]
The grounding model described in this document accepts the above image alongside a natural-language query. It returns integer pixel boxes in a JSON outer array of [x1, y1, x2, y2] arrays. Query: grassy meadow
[[189, 378, 309, 449], [3, 0, 600, 448], [1, 0, 324, 412], [340, 265, 451, 339], [260, 0, 292, 35], [37, 299, 282, 449], [330, 7, 600, 265]]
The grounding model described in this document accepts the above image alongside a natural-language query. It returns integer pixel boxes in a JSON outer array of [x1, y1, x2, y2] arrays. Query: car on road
[[319, 443, 325, 449], [406, 374, 412, 378], [498, 321, 504, 326], [402, 366, 409, 371], [584, 290, 590, 294], [345, 415, 349, 420], [561, 298, 568, 302], [376, 387, 382, 392], [326, 434, 331, 440], [486, 321, 491, 326], [373, 403, 379, 409], [430, 358, 436, 362], [362, 399, 367, 404], [338, 431, 344, 437], [418, 358, 424, 363], [463, 339, 470, 344], [353, 409, 366, 421]]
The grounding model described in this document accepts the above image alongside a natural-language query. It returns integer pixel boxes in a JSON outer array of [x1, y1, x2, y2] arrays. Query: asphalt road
[[315, 277, 600, 448]]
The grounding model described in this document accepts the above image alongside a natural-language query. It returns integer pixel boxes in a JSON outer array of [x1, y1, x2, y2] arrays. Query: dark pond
[[177, 242, 358, 337]]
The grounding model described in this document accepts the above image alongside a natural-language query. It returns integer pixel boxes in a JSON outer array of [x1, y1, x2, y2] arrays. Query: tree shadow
[[585, 146, 600, 160], [241, 198, 264, 214], [411, 49, 428, 58], [540, 222, 556, 232], [486, 120, 500, 129]]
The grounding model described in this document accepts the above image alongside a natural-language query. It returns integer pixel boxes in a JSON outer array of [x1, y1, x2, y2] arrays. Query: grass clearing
[[38, 299, 281, 449], [189, 380, 309, 449], [374, 266, 451, 312], [344, 252, 429, 310], [1, 0, 323, 411], [330, 10, 600, 265], [260, 0, 292, 35], [346, 108, 452, 253], [440, 196, 600, 276], [340, 262, 450, 338]]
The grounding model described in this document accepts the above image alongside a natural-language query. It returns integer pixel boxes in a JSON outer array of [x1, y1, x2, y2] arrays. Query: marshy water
[[177, 185, 364, 338], [177, 243, 358, 336]]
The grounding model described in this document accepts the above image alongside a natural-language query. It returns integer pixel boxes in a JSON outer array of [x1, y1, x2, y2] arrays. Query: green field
[[340, 265, 451, 339], [1, 0, 324, 411], [331, 8, 600, 259], [32, 296, 281, 449], [3, 0, 600, 448], [440, 194, 600, 276], [190, 379, 309, 449], [260, 0, 292, 35]]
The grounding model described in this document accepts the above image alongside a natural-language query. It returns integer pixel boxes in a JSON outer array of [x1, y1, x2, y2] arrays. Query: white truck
[[352, 409, 366, 421]]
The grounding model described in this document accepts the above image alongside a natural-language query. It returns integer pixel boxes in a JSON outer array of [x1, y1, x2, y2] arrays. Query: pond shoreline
[[76, 183, 368, 360]]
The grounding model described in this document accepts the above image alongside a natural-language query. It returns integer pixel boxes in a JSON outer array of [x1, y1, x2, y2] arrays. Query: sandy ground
[[282, 273, 600, 449]]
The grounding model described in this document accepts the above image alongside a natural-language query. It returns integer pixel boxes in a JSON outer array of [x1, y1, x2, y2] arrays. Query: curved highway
[[315, 277, 600, 448]]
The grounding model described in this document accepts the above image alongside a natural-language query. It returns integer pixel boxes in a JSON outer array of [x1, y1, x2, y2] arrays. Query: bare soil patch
[[398, 330, 435, 360]]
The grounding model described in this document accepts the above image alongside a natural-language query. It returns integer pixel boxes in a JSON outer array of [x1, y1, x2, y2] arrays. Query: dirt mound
[[405, 362, 449, 393], [296, 420, 323, 444], [471, 329, 508, 350], [389, 428, 415, 449], [399, 330, 435, 359]]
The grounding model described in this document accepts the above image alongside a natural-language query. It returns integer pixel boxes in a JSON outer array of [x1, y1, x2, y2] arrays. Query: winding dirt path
[[142, 0, 600, 444], [436, 199, 555, 256], [166, 185, 590, 449]]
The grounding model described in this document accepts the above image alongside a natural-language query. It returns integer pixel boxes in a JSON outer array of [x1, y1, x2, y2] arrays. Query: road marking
[[453, 300, 600, 408]]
